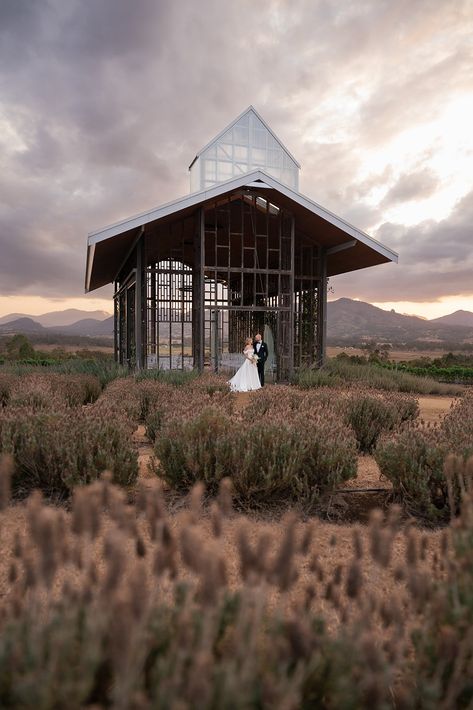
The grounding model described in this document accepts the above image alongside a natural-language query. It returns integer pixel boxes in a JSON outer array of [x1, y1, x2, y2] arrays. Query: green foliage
[[134, 368, 199, 386], [383, 362, 473, 384], [293, 358, 463, 395], [4, 334, 36, 360], [155, 408, 357, 505]]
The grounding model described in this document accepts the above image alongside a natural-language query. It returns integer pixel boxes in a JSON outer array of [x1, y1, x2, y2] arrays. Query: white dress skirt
[[228, 348, 262, 392]]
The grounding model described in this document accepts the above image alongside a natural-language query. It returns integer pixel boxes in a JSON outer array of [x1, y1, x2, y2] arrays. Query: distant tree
[[5, 334, 36, 360]]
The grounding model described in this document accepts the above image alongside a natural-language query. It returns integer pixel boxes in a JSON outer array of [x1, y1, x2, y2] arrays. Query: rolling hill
[[0, 317, 47, 334], [0, 309, 111, 327], [327, 299, 473, 345], [430, 310, 473, 328]]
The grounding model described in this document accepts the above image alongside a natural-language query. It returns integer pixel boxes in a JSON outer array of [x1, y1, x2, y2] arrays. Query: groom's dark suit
[[253, 340, 268, 386]]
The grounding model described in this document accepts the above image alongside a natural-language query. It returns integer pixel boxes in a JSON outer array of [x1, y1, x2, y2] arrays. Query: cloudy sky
[[1, 0, 472, 318]]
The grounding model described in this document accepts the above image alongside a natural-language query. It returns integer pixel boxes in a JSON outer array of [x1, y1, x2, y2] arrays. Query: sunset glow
[[0, 0, 472, 321]]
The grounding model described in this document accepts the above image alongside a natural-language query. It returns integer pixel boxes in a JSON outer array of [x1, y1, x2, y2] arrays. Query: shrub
[[93, 376, 235, 434], [375, 426, 447, 521], [375, 392, 473, 522], [0, 374, 16, 407], [5, 373, 102, 410], [0, 408, 138, 498], [53, 359, 128, 387], [410, 457, 473, 705], [345, 394, 399, 453], [1, 468, 472, 708], [155, 408, 357, 505], [344, 391, 418, 453]]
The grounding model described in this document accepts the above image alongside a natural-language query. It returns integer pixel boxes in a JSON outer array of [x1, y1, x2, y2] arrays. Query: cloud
[[0, 0, 472, 305], [332, 188, 473, 301], [381, 168, 440, 206]]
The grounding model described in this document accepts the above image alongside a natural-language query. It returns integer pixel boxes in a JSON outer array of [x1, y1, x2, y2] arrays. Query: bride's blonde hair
[[245, 337, 252, 346]]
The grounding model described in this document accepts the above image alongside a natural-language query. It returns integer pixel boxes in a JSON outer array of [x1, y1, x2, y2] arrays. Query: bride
[[228, 337, 262, 392]]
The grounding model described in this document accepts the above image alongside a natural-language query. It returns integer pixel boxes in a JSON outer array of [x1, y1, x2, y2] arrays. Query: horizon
[[1, 296, 473, 324], [1, 1, 472, 319]]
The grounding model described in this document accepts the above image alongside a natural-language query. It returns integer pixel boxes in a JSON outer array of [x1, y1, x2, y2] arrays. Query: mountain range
[[0, 313, 113, 337], [0, 301, 473, 346], [0, 308, 111, 328], [326, 299, 473, 345]]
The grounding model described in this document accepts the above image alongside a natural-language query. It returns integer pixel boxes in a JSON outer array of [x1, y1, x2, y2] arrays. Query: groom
[[253, 333, 268, 386]]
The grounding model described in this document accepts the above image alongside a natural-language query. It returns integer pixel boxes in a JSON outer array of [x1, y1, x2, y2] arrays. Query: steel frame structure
[[113, 188, 327, 380]]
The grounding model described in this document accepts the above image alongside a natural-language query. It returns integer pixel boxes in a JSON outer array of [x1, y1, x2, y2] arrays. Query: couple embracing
[[228, 333, 268, 392]]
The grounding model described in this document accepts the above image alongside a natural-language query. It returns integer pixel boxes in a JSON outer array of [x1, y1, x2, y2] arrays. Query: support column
[[135, 228, 144, 370], [288, 214, 295, 379], [193, 208, 205, 372], [316, 249, 327, 367], [113, 280, 119, 363]]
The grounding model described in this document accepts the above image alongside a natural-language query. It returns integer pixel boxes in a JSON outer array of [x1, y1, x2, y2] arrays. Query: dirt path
[[417, 395, 456, 423], [132, 425, 155, 479]]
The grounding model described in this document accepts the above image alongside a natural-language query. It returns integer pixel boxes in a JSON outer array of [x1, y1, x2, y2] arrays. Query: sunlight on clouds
[[0, 113, 27, 152], [371, 296, 473, 320], [361, 94, 473, 226]]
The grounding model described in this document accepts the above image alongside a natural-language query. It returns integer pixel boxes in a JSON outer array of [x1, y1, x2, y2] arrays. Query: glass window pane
[[217, 161, 232, 180], [234, 126, 248, 144], [217, 144, 232, 160], [204, 160, 216, 180], [234, 145, 248, 161], [252, 147, 265, 163]]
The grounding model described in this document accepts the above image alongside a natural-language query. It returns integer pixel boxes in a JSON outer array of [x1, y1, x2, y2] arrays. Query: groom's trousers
[[257, 361, 265, 386]]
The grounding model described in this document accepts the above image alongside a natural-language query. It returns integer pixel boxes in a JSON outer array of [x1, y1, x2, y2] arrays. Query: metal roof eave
[[85, 169, 398, 292]]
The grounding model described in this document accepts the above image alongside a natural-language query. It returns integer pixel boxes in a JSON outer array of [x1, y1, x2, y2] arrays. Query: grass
[[293, 358, 464, 394], [134, 367, 200, 386]]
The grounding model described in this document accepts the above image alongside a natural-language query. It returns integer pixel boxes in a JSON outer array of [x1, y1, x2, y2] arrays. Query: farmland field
[[327, 345, 473, 362]]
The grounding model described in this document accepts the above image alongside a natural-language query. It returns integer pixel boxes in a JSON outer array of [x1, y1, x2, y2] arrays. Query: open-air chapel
[[85, 106, 397, 381]]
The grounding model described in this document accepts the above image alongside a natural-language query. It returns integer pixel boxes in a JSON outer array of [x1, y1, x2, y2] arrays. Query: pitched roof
[[188, 106, 301, 170], [85, 169, 398, 292]]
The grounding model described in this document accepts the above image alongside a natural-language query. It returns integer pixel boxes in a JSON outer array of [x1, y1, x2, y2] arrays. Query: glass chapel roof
[[189, 106, 300, 193]]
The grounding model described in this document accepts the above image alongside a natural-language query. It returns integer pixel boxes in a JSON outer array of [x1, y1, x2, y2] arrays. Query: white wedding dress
[[228, 347, 262, 392]]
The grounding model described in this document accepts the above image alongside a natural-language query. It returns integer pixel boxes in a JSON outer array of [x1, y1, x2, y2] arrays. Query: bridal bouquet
[[251, 354, 260, 364]]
